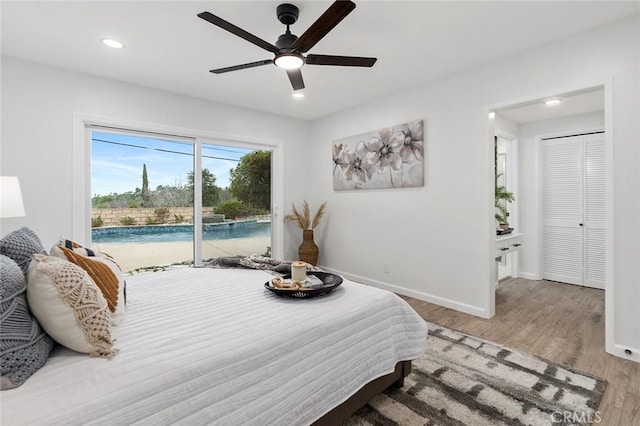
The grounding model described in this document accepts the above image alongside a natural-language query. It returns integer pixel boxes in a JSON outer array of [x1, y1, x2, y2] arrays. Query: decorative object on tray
[[284, 201, 327, 265], [265, 272, 342, 298], [332, 119, 424, 190], [496, 227, 514, 235], [290, 261, 307, 281]]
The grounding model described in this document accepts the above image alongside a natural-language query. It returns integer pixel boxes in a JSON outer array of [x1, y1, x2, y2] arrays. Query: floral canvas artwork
[[332, 120, 424, 190]]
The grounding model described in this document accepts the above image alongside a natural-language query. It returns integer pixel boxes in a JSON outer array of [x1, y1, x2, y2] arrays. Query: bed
[[2, 267, 428, 425]]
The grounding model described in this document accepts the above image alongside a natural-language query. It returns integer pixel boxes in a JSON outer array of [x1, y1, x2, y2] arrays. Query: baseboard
[[518, 272, 539, 281], [320, 265, 488, 318], [610, 344, 640, 363]]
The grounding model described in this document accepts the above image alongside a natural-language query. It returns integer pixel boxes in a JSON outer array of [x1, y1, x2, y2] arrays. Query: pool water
[[92, 220, 271, 244]]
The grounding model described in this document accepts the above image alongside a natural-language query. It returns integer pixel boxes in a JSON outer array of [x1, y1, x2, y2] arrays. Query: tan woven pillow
[[50, 240, 126, 325], [26, 255, 117, 358]]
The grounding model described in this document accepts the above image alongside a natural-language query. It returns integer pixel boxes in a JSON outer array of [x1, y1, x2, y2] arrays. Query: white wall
[[517, 111, 605, 280], [0, 56, 309, 258], [309, 15, 639, 359]]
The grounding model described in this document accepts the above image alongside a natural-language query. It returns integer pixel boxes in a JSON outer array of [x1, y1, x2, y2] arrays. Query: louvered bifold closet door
[[584, 134, 605, 289], [542, 136, 583, 285]]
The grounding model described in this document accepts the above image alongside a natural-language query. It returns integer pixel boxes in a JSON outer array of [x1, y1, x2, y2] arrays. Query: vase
[[299, 230, 319, 265]]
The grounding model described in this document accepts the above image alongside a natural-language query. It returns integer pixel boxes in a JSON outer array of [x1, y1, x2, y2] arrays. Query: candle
[[291, 261, 307, 282]]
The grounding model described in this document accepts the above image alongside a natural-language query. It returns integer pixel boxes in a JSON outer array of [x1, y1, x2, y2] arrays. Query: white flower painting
[[332, 119, 424, 190]]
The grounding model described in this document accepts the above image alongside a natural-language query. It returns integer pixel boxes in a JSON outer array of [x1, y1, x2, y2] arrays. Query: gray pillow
[[0, 227, 46, 275], [0, 254, 54, 390]]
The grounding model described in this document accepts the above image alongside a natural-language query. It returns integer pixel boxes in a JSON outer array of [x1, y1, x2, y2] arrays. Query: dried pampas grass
[[285, 201, 327, 230]]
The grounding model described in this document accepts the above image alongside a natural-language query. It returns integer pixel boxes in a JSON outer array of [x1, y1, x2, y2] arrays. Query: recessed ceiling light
[[102, 39, 124, 49], [292, 92, 305, 100], [543, 98, 562, 106]]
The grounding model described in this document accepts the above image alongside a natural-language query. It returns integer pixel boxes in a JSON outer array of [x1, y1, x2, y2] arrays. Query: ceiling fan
[[197, 0, 377, 91]]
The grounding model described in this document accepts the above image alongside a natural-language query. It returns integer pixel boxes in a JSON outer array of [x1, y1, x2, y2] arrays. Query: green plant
[[229, 150, 271, 210], [120, 216, 136, 226], [215, 199, 267, 219], [145, 217, 158, 225], [174, 214, 185, 223], [153, 207, 170, 223], [495, 185, 515, 225], [91, 215, 104, 228]]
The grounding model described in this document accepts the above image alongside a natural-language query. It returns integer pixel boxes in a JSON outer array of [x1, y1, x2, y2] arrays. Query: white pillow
[[26, 254, 117, 358], [49, 239, 126, 325]]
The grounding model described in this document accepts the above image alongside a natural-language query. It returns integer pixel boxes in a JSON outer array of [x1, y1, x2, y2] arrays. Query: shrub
[[174, 214, 185, 223], [120, 216, 136, 226], [153, 207, 171, 223], [215, 200, 268, 219], [91, 215, 104, 228], [145, 217, 158, 225]]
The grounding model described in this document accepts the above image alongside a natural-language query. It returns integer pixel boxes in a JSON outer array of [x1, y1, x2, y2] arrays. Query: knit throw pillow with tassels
[[26, 255, 117, 358], [50, 239, 126, 326]]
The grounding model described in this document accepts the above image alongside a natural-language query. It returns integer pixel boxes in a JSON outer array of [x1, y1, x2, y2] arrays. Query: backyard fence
[[92, 207, 215, 227]]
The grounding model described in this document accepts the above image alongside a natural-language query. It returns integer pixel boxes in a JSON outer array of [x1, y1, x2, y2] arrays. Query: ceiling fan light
[[274, 53, 304, 70]]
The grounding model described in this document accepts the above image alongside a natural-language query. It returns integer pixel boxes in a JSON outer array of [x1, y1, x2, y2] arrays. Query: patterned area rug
[[345, 322, 607, 426]]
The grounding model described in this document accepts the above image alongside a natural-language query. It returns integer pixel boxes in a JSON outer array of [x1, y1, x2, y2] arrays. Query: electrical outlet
[[383, 263, 389, 273]]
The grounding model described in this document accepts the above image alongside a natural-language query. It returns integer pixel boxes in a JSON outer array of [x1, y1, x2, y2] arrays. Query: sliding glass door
[[90, 129, 273, 273]]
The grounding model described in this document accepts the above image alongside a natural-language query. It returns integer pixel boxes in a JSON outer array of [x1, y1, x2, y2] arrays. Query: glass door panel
[[91, 130, 194, 272], [199, 142, 272, 263]]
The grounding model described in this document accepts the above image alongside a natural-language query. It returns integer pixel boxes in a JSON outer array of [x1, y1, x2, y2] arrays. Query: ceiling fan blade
[[210, 59, 273, 74], [291, 1, 356, 53], [286, 69, 305, 91], [198, 11, 279, 54], [306, 54, 377, 67]]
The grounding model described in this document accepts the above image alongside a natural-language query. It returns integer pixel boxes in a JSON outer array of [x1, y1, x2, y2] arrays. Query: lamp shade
[[0, 176, 26, 218]]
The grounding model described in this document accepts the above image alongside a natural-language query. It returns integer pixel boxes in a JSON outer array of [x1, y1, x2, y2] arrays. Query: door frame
[[485, 78, 615, 356], [495, 133, 519, 280]]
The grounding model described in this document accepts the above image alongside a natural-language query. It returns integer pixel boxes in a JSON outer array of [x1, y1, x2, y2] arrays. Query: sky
[[91, 131, 254, 196]]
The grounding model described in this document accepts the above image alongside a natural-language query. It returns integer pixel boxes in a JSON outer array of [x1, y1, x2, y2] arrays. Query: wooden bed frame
[[312, 360, 412, 425]]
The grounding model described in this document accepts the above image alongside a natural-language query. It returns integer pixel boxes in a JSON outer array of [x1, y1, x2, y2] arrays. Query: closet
[[541, 132, 605, 289]]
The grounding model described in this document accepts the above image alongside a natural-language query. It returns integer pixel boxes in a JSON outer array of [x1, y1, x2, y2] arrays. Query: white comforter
[[1, 268, 428, 425]]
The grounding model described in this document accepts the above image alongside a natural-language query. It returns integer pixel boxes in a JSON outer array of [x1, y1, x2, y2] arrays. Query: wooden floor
[[401, 277, 640, 425]]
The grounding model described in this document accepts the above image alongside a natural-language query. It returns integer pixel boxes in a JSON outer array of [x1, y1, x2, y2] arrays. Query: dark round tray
[[264, 272, 343, 298]]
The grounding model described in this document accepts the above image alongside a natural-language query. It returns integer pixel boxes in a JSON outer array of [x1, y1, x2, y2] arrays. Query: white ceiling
[[1, 1, 637, 121], [497, 88, 605, 124]]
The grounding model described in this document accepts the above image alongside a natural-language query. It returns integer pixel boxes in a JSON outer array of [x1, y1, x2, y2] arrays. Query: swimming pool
[[92, 220, 271, 244]]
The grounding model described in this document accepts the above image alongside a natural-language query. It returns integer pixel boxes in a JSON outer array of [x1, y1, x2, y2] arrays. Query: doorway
[[496, 134, 518, 280], [487, 83, 613, 352]]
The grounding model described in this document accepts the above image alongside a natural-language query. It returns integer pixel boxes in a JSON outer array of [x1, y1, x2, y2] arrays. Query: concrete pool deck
[[94, 236, 271, 273]]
